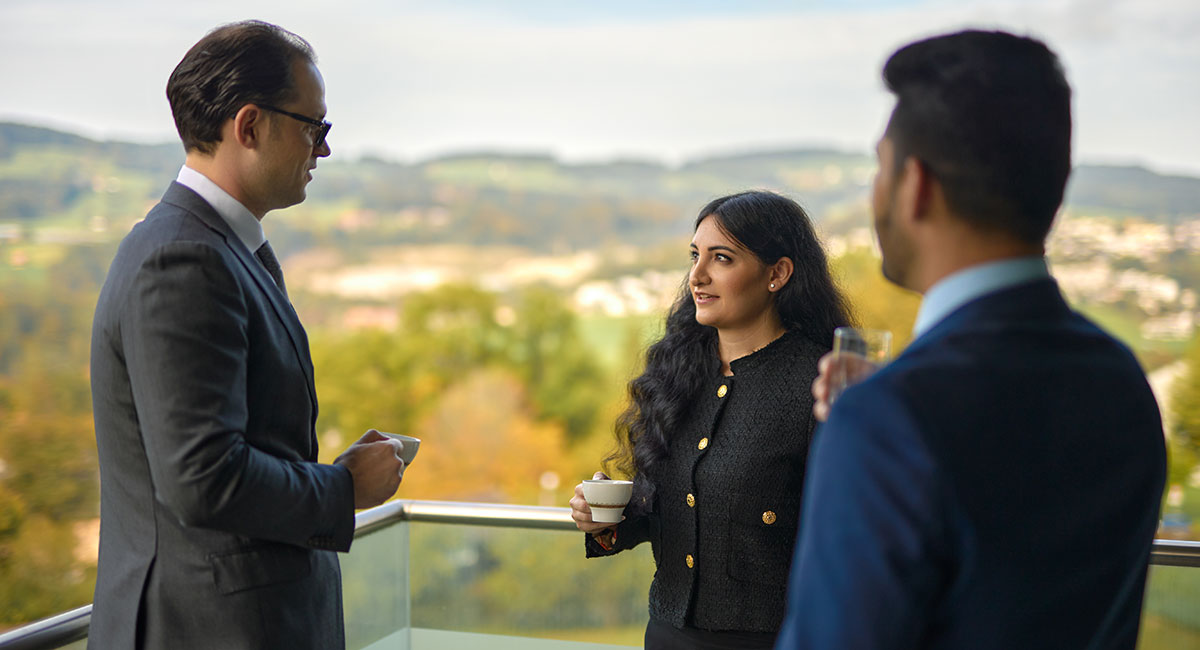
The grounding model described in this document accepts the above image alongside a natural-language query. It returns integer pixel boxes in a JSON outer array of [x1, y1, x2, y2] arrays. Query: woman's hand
[[570, 471, 620, 534]]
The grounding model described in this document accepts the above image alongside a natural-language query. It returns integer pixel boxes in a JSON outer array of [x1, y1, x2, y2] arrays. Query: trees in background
[[1, 236, 1197, 632], [310, 284, 613, 505], [1172, 334, 1200, 455], [831, 249, 921, 350], [0, 259, 102, 626], [1170, 333, 1200, 503]]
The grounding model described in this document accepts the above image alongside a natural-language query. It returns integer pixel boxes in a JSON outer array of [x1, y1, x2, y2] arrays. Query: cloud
[[1, 0, 1197, 173]]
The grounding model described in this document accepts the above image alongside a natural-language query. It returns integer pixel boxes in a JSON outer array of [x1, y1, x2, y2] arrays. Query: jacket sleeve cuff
[[307, 463, 356, 552], [585, 528, 619, 557], [584, 515, 643, 557]]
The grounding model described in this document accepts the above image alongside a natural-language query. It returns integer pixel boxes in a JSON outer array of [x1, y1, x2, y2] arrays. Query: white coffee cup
[[582, 479, 634, 523], [377, 432, 420, 465]]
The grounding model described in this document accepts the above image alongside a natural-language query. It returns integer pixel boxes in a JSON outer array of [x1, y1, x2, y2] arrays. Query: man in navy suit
[[775, 30, 1166, 649], [90, 21, 407, 649]]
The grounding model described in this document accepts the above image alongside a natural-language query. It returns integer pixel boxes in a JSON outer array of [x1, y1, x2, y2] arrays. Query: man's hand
[[334, 429, 406, 509], [812, 352, 879, 422], [570, 471, 619, 535]]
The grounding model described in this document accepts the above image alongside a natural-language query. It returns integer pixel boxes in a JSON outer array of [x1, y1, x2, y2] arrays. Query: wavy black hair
[[606, 191, 853, 511]]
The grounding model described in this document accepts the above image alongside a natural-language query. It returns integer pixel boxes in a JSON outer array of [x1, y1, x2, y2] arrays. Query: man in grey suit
[[89, 21, 406, 649]]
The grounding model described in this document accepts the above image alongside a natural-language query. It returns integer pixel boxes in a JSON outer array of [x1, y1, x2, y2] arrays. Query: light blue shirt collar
[[175, 165, 265, 253], [912, 257, 1051, 338]]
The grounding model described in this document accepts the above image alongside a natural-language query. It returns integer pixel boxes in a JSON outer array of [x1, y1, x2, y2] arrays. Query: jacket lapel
[[160, 183, 320, 441]]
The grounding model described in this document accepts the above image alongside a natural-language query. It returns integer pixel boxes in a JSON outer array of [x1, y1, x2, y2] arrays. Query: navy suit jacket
[[90, 183, 355, 649], [776, 279, 1166, 649]]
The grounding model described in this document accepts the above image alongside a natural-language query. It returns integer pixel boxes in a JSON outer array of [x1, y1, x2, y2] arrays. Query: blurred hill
[[1064, 164, 1200, 219], [3, 121, 1198, 253], [3, 121, 1200, 635]]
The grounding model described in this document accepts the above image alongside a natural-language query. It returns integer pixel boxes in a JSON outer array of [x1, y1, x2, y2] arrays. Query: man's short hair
[[167, 20, 315, 155], [883, 30, 1072, 245]]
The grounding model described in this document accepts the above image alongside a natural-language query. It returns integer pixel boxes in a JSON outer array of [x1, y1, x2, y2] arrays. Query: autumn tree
[[404, 368, 568, 503], [0, 350, 98, 625]]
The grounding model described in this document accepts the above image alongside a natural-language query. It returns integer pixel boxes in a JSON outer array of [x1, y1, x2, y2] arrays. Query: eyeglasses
[[259, 104, 332, 149]]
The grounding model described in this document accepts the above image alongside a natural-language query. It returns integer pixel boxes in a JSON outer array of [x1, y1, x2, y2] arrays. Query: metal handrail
[[0, 607, 90, 650], [1150, 539, 1200, 567], [2, 499, 1198, 649], [355, 499, 575, 536]]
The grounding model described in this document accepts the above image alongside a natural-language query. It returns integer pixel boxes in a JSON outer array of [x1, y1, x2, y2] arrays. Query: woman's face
[[689, 215, 776, 332]]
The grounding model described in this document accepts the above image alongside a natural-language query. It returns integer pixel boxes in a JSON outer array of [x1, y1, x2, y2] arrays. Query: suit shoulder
[[101, 212, 243, 318], [1067, 310, 1144, 360], [135, 200, 223, 241], [113, 201, 231, 267]]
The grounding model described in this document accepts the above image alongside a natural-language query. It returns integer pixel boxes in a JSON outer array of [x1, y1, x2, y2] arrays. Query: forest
[[1, 122, 1199, 645]]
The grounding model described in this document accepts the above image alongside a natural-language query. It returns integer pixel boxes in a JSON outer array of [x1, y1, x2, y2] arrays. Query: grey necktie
[[255, 241, 288, 298]]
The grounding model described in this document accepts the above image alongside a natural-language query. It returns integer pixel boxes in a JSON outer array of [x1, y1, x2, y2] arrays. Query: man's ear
[[769, 256, 794, 291], [896, 156, 936, 223], [230, 104, 264, 149]]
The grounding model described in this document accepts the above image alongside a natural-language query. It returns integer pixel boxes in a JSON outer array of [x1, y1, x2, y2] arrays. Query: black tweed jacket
[[586, 330, 825, 633]]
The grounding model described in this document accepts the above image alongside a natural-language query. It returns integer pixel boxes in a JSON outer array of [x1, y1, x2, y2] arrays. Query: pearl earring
[[770, 283, 776, 289]]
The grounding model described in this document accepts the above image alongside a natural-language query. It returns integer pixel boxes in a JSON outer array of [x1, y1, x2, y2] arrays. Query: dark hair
[[882, 30, 1072, 244], [166, 20, 315, 154], [607, 191, 853, 509]]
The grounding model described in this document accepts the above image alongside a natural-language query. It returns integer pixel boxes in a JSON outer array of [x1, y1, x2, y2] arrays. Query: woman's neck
[[716, 317, 787, 376]]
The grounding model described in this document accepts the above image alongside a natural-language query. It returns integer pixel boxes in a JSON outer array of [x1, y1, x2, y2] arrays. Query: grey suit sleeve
[[123, 241, 355, 551]]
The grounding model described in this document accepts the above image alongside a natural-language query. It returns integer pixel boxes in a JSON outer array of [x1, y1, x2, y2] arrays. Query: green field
[[576, 313, 664, 373]]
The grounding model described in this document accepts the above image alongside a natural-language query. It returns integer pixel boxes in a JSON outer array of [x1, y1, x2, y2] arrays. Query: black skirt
[[644, 618, 777, 650]]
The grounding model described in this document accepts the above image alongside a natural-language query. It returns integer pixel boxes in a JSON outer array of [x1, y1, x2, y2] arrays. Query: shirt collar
[[175, 165, 265, 253], [912, 257, 1051, 338]]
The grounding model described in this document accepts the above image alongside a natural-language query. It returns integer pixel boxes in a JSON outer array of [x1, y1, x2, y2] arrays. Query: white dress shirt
[[912, 257, 1051, 338], [175, 165, 266, 253]]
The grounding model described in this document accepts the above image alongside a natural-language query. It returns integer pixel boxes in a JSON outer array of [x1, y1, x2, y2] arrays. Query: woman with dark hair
[[570, 190, 853, 649]]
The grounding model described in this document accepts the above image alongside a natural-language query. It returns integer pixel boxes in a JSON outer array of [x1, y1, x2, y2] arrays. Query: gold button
[[762, 511, 777, 525], [717, 384, 728, 398], [685, 554, 694, 568], [686, 493, 695, 507], [698, 437, 709, 450]]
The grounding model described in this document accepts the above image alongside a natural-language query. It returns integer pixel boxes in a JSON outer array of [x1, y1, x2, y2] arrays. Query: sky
[[1, 0, 1198, 174]]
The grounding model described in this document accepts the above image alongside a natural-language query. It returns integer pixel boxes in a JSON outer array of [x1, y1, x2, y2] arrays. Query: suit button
[[698, 437, 709, 450], [762, 511, 777, 525], [686, 493, 695, 507], [685, 554, 694, 568], [717, 384, 728, 398]]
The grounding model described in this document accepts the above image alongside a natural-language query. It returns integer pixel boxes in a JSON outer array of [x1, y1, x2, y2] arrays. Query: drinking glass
[[829, 327, 893, 404]]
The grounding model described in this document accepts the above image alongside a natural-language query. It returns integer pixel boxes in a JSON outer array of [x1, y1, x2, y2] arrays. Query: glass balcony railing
[[2, 500, 1199, 650], [345, 501, 652, 649]]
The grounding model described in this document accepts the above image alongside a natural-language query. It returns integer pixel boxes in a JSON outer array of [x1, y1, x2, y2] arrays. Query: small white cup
[[377, 432, 421, 465], [582, 479, 634, 523]]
